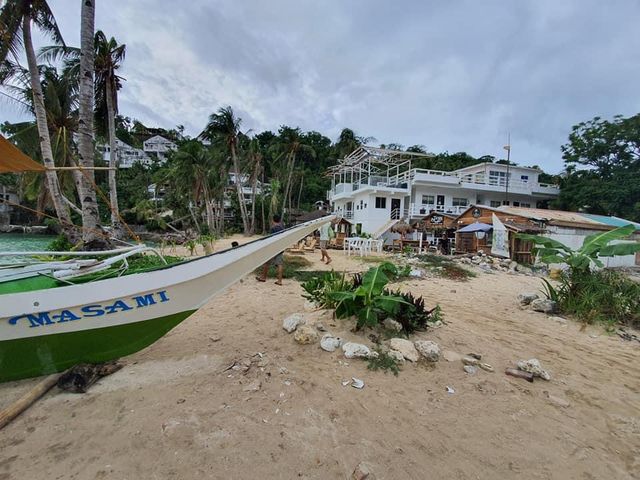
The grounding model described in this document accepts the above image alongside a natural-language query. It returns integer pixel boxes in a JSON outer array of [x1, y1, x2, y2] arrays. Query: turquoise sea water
[[0, 234, 56, 263]]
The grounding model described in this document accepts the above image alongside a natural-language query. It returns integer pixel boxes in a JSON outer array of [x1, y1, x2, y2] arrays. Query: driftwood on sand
[[0, 373, 62, 430]]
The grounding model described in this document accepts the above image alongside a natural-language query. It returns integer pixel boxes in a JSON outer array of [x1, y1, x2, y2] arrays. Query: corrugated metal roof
[[580, 213, 640, 229], [498, 206, 640, 231]]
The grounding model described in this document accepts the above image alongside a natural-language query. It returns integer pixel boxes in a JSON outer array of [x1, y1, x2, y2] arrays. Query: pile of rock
[[455, 252, 535, 275], [282, 312, 441, 365]]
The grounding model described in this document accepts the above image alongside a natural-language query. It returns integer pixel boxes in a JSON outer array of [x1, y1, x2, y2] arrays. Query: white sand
[[1, 244, 639, 479]]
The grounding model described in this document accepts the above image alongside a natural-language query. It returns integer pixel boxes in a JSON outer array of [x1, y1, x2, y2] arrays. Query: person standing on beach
[[318, 221, 333, 264], [256, 214, 285, 285]]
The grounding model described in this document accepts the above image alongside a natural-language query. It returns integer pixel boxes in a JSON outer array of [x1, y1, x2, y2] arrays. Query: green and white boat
[[0, 216, 331, 383]]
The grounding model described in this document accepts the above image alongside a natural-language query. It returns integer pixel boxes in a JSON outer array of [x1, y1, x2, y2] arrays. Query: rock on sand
[[389, 338, 419, 362], [283, 313, 305, 333]]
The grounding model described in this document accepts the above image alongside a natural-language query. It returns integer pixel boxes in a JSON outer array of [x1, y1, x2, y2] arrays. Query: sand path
[[1, 243, 638, 479]]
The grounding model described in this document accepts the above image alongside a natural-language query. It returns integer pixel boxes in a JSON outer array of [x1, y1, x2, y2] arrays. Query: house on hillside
[[143, 135, 177, 162], [0, 185, 20, 227], [98, 139, 152, 169], [327, 146, 560, 238]]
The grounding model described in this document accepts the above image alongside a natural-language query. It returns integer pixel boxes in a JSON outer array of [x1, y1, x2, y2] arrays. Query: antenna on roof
[[503, 133, 511, 205]]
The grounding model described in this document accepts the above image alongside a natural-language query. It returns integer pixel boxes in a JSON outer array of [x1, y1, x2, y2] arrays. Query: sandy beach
[[1, 238, 639, 480]]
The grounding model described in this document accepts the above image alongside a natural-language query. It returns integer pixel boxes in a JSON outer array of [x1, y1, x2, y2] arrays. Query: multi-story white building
[[143, 135, 177, 161], [327, 146, 560, 237], [99, 139, 152, 169]]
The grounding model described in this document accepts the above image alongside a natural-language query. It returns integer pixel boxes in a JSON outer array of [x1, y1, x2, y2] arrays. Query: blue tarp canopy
[[457, 222, 493, 233]]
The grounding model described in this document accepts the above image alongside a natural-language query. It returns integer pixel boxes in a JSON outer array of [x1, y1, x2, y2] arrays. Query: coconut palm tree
[[94, 31, 125, 236], [0, 0, 73, 231], [168, 140, 224, 234], [39, 31, 126, 236], [272, 126, 315, 219], [76, 0, 100, 245], [200, 106, 251, 234], [246, 138, 263, 234]]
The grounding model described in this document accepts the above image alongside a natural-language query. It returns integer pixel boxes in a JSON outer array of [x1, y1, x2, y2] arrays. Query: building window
[[502, 200, 510, 206], [421, 194, 434, 205], [452, 197, 468, 207], [521, 203, 531, 208], [520, 175, 529, 182], [490, 201, 501, 208], [375, 197, 387, 209], [513, 201, 520, 207]]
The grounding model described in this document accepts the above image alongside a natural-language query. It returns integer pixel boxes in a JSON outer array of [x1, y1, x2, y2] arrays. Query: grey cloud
[[2, 0, 639, 174]]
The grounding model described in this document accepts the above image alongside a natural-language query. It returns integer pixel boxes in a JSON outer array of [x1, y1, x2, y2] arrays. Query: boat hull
[[0, 310, 195, 382], [0, 217, 332, 382]]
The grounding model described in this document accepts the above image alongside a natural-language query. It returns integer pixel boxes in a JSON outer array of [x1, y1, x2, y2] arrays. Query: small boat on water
[[0, 217, 332, 383]]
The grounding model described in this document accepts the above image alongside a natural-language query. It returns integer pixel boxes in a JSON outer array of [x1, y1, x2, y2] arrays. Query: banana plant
[[518, 224, 640, 273], [329, 262, 411, 329]]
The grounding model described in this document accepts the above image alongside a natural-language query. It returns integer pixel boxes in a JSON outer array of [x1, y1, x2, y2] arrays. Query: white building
[[328, 146, 560, 237], [143, 135, 177, 161], [99, 139, 152, 169]]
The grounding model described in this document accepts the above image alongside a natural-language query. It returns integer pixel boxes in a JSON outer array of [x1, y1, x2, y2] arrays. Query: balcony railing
[[409, 203, 467, 217]]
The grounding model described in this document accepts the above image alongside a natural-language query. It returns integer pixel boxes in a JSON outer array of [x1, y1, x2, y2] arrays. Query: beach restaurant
[[454, 205, 640, 266]]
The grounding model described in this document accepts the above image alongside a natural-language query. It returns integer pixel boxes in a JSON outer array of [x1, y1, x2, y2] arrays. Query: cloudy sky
[[3, 0, 640, 173]]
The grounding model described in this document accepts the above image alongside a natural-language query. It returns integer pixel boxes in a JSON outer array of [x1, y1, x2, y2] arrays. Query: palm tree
[[94, 31, 125, 236], [273, 126, 314, 218], [200, 106, 251, 234], [76, 0, 100, 244], [0, 0, 73, 231], [334, 128, 376, 158], [246, 138, 263, 234], [168, 140, 223, 234], [39, 31, 126, 236]]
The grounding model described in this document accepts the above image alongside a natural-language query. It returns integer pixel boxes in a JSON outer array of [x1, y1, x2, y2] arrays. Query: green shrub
[[417, 254, 476, 281], [520, 225, 640, 327], [47, 234, 74, 252], [367, 349, 401, 375]]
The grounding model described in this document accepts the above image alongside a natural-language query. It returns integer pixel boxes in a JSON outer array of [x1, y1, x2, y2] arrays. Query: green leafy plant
[[184, 239, 197, 256], [519, 225, 640, 326], [329, 262, 411, 330], [385, 288, 441, 333], [367, 349, 401, 376], [519, 224, 640, 274], [301, 270, 351, 308]]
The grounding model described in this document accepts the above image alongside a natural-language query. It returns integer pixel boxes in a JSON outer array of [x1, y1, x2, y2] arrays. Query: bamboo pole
[[47, 166, 116, 171], [0, 373, 62, 430]]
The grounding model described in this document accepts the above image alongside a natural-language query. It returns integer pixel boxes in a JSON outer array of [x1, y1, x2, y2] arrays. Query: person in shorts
[[318, 221, 333, 264], [256, 215, 285, 285]]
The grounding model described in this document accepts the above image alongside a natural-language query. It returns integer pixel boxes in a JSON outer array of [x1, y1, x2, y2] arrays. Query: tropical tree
[[334, 128, 375, 158], [246, 138, 263, 234], [556, 113, 640, 222], [167, 140, 226, 235], [76, 0, 101, 244], [200, 106, 251, 234], [272, 126, 314, 218], [39, 31, 127, 234], [0, 0, 73, 231], [2, 66, 81, 215], [94, 31, 125, 235]]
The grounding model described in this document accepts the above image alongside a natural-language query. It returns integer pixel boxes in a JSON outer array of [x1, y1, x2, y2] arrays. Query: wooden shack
[[416, 212, 458, 254], [454, 205, 544, 262]]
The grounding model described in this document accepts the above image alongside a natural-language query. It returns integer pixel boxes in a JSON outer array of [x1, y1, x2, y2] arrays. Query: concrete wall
[[545, 226, 639, 268]]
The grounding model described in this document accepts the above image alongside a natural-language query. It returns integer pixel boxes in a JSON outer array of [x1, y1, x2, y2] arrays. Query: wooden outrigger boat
[[0, 216, 332, 382]]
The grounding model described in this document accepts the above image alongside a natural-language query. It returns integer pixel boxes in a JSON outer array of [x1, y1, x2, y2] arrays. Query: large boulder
[[414, 340, 440, 362], [283, 313, 305, 333], [389, 338, 419, 362], [517, 292, 539, 306], [293, 325, 319, 345], [531, 298, 557, 314]]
